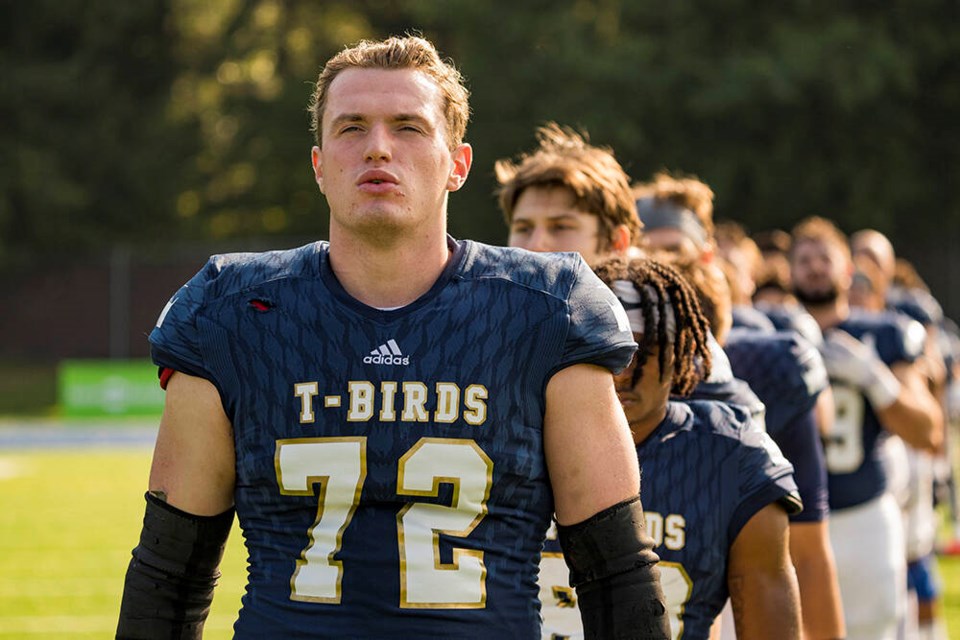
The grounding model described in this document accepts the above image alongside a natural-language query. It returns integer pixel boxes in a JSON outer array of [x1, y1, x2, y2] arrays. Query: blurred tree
[[0, 0, 190, 265], [2, 0, 958, 313]]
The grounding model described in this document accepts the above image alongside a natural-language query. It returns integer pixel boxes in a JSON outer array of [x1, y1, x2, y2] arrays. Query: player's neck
[[804, 298, 849, 332], [628, 405, 668, 446], [328, 228, 452, 309]]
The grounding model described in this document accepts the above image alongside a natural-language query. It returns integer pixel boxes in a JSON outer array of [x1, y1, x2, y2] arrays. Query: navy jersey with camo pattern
[[724, 328, 830, 522], [149, 238, 636, 639], [538, 401, 800, 639], [824, 310, 925, 510], [686, 340, 766, 429]]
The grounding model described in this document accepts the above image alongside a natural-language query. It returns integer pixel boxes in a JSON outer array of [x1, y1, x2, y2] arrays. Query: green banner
[[58, 359, 164, 417]]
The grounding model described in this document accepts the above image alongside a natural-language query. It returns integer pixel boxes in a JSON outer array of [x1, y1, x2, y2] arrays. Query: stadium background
[[1, 0, 958, 636]]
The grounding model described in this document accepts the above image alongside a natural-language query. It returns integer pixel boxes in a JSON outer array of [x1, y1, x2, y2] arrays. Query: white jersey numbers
[[275, 437, 492, 608], [398, 439, 493, 607], [825, 384, 866, 474], [276, 437, 367, 603]]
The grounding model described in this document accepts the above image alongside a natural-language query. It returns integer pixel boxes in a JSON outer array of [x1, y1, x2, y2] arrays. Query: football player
[[665, 256, 845, 640], [538, 256, 803, 639], [850, 230, 951, 640], [117, 36, 670, 639], [791, 217, 943, 640], [498, 122, 640, 264], [632, 176, 845, 639]]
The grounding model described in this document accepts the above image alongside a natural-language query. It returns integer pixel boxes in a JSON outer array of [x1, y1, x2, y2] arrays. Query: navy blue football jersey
[[538, 401, 801, 639], [686, 337, 766, 429], [824, 310, 925, 510], [755, 302, 824, 347], [887, 286, 943, 327], [724, 328, 830, 523], [731, 305, 776, 333], [149, 238, 636, 639]]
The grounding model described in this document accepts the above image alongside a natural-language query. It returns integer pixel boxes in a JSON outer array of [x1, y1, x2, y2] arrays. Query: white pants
[[830, 493, 907, 640]]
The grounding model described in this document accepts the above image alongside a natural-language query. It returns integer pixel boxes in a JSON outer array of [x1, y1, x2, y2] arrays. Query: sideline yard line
[[0, 423, 157, 449]]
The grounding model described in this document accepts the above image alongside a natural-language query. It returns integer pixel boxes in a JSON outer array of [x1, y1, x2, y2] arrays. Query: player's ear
[[699, 241, 715, 264], [446, 143, 472, 192], [610, 225, 631, 255], [311, 146, 324, 193]]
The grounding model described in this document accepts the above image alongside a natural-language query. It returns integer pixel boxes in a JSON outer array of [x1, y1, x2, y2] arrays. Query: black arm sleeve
[[557, 495, 670, 640], [116, 492, 235, 640]]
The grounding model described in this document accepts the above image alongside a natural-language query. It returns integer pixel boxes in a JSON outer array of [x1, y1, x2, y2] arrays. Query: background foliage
[[3, 0, 959, 312]]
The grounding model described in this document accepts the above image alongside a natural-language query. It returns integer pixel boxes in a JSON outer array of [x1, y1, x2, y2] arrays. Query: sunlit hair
[[753, 261, 792, 298], [753, 229, 792, 256], [631, 171, 716, 240], [716, 221, 762, 271], [657, 253, 734, 345], [309, 35, 470, 149], [494, 122, 641, 248], [789, 216, 851, 264], [593, 256, 712, 396]]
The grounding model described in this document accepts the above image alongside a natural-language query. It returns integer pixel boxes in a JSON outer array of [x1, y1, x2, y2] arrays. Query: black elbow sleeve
[[557, 495, 670, 640], [116, 492, 235, 640]]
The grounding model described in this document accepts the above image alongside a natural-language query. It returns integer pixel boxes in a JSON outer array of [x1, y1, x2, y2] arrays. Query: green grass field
[[0, 448, 246, 638], [2, 446, 959, 638]]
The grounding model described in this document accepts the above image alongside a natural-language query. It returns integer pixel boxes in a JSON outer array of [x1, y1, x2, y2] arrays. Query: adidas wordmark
[[364, 339, 410, 365]]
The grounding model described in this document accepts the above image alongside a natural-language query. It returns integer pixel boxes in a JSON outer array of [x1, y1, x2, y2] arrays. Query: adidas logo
[[363, 339, 410, 365]]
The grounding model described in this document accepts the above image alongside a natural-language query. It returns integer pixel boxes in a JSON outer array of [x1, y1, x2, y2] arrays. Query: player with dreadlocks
[[598, 257, 711, 397], [538, 256, 804, 640], [634, 168, 843, 638]]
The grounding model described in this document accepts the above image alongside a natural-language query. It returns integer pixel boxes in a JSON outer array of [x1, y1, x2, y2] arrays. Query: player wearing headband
[[632, 172, 844, 639]]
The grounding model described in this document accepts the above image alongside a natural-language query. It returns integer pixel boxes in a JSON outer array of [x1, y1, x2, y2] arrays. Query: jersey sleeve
[[876, 315, 926, 365], [773, 408, 830, 523], [148, 258, 220, 384], [731, 305, 776, 333], [726, 331, 828, 438], [728, 412, 803, 541], [890, 289, 943, 327], [556, 257, 637, 374]]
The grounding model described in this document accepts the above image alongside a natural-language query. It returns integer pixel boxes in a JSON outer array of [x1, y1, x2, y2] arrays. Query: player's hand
[[820, 329, 901, 410]]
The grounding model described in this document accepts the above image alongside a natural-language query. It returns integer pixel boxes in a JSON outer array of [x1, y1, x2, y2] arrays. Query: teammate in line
[[540, 255, 804, 639], [790, 217, 943, 640], [499, 122, 640, 263], [117, 36, 670, 639], [496, 127, 802, 639], [631, 173, 845, 639], [850, 230, 951, 640]]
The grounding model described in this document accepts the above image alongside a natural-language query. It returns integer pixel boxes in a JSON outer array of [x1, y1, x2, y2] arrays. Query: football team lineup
[[293, 380, 489, 425]]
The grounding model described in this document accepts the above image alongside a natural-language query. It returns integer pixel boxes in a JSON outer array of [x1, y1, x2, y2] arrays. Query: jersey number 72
[[275, 436, 493, 608]]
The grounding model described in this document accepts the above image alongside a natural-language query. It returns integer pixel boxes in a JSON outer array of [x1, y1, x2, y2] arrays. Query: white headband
[[612, 280, 677, 338]]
